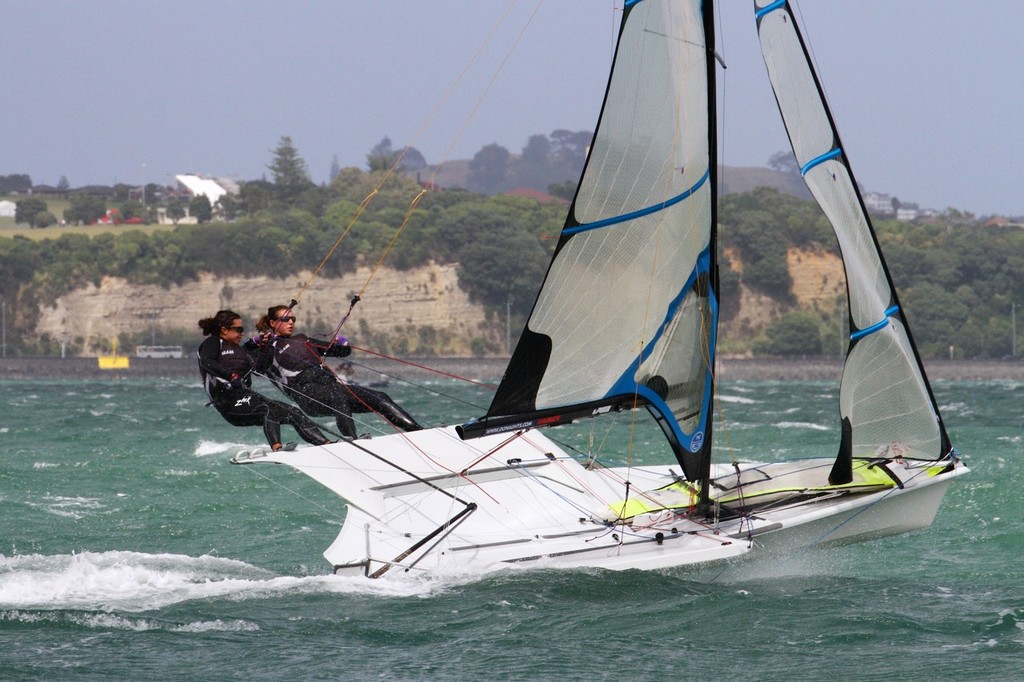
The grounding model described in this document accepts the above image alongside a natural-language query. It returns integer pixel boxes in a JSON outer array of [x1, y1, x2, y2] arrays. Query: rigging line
[[352, 345, 499, 390], [303, 0, 544, 303], [293, 0, 526, 302], [356, 0, 547, 301], [421, 0, 545, 189], [511, 460, 610, 522]]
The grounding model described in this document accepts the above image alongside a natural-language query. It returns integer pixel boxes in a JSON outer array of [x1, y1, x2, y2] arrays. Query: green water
[[1, 377, 1021, 680]]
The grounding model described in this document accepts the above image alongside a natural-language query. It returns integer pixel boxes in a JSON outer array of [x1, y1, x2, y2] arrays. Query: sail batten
[[565, 169, 710, 236]]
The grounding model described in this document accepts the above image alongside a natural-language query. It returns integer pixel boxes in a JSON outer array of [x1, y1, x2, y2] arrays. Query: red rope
[[349, 345, 499, 390]]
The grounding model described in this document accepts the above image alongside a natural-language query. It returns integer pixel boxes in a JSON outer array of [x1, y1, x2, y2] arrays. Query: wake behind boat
[[232, 0, 967, 578]]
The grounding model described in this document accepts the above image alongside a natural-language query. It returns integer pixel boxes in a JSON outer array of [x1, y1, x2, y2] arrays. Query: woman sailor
[[249, 305, 422, 440], [197, 309, 333, 451]]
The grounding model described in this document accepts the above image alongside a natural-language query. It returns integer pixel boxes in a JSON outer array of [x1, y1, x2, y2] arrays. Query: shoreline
[[2, 356, 1023, 382]]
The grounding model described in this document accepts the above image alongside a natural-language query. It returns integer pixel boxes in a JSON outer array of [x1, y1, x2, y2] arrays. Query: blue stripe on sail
[[564, 169, 710, 236], [850, 305, 900, 341], [604, 249, 716, 453], [800, 148, 842, 176], [755, 0, 787, 20]]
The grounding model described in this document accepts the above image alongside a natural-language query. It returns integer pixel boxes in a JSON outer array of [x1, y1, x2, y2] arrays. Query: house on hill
[[158, 174, 239, 225], [174, 174, 234, 205]]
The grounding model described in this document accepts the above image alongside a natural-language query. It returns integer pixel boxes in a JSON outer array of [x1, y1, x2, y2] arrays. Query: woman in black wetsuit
[[249, 304, 422, 440], [197, 309, 333, 451]]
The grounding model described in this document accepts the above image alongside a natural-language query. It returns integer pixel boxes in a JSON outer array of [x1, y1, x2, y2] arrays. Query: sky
[[3, 1, 1023, 217]]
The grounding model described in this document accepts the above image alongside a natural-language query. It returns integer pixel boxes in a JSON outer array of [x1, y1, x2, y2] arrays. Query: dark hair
[[256, 304, 291, 333], [198, 309, 241, 336]]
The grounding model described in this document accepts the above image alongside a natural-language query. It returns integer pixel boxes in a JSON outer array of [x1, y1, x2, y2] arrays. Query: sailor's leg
[[269, 399, 333, 446], [348, 384, 422, 432]]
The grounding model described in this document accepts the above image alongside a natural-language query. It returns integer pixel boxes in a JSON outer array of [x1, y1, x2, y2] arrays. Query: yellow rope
[[293, 0, 542, 309]]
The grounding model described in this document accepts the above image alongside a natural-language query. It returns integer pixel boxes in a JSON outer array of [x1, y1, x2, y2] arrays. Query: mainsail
[[460, 0, 720, 485], [753, 0, 951, 474]]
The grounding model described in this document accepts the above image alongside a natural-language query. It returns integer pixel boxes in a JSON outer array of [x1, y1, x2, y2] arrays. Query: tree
[[218, 195, 239, 221], [57, 176, 70, 194], [166, 203, 186, 225], [467, 143, 510, 194], [64, 192, 107, 225], [238, 179, 274, 216], [767, 150, 800, 176], [15, 198, 48, 225], [0, 174, 31, 193], [549, 129, 590, 169], [120, 200, 145, 223], [548, 180, 577, 201], [400, 147, 427, 173], [755, 311, 823, 356], [367, 136, 398, 172], [34, 211, 57, 228], [189, 195, 213, 224], [267, 135, 313, 201]]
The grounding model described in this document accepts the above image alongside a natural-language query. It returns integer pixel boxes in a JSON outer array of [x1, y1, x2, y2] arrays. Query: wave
[[775, 421, 830, 431], [0, 550, 450, 613], [194, 439, 253, 457], [717, 394, 758, 404], [0, 608, 261, 633], [24, 495, 106, 520]]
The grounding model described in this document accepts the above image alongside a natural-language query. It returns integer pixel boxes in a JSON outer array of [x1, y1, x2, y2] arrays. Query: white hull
[[232, 427, 967, 579]]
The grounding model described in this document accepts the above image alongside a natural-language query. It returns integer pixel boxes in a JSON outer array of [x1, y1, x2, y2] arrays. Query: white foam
[[776, 421, 830, 431], [0, 550, 451, 612], [194, 439, 253, 457], [25, 495, 105, 520], [717, 394, 757, 404]]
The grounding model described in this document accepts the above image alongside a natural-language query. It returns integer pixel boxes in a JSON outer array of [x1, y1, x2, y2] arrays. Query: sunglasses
[[275, 315, 296, 323], [227, 325, 244, 333]]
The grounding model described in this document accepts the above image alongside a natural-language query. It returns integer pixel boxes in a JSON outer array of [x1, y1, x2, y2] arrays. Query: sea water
[[1, 376, 1021, 680]]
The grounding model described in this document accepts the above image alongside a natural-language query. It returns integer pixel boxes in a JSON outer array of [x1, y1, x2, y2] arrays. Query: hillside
[[35, 247, 844, 357], [36, 263, 496, 356]]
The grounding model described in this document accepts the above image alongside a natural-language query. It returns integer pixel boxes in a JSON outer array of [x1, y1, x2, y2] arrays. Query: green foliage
[[6, 172, 1024, 360], [189, 195, 213, 224], [120, 200, 146, 223], [34, 211, 57, 228], [719, 187, 835, 301], [268, 135, 314, 202], [755, 310, 824, 356], [468, 144, 511, 195], [166, 203, 186, 224], [64, 192, 108, 225], [0, 174, 32, 193], [15, 198, 47, 225]]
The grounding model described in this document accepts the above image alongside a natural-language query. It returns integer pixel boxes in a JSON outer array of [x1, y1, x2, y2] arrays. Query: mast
[[753, 0, 951, 471], [460, 0, 720, 490]]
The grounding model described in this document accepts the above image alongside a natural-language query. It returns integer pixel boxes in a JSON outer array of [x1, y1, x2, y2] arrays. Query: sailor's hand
[[335, 336, 352, 357], [229, 373, 244, 389]]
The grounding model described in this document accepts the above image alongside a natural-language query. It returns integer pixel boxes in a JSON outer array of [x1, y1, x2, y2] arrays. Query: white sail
[[471, 0, 718, 479], [754, 0, 948, 462]]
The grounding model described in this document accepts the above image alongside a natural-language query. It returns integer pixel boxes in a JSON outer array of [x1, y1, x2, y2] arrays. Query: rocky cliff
[[36, 263, 493, 354], [35, 248, 845, 355]]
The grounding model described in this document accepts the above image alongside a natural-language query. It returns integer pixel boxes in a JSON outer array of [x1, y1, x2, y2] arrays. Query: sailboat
[[232, 0, 967, 578]]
